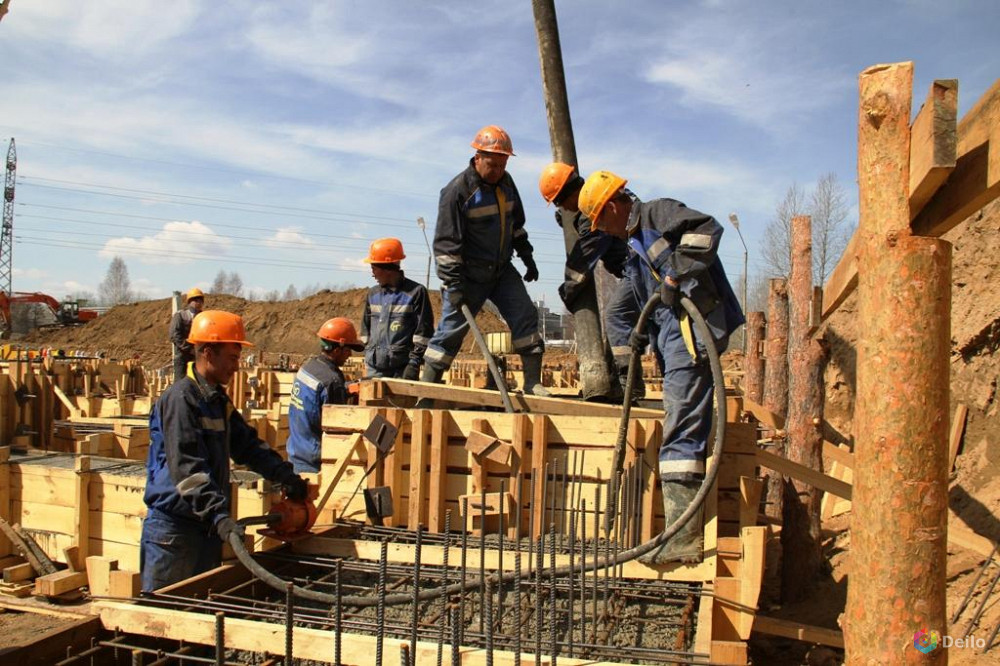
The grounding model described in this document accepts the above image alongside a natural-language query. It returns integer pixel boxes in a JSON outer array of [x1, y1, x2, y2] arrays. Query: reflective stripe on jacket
[[286, 355, 347, 473], [361, 274, 434, 372]]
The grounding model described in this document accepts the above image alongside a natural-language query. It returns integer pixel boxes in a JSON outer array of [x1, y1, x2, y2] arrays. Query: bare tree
[[210, 270, 226, 294], [99, 256, 134, 306], [224, 271, 244, 298], [65, 290, 97, 306], [283, 284, 299, 301], [760, 184, 806, 278], [263, 289, 280, 302], [810, 172, 852, 286]]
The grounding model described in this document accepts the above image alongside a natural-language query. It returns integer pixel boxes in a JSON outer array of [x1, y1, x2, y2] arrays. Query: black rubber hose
[[230, 294, 726, 607], [604, 292, 662, 537]]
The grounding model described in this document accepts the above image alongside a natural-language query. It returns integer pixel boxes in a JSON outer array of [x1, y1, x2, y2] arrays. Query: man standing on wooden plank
[[169, 287, 204, 382], [540, 162, 658, 403], [360, 238, 434, 380], [286, 318, 365, 473], [142, 310, 307, 593], [579, 171, 744, 563], [421, 125, 550, 396]]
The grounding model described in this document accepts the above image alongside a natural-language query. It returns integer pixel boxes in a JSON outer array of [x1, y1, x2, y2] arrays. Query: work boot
[[414, 364, 444, 409], [638, 479, 704, 565], [617, 363, 645, 404], [520, 353, 551, 397]]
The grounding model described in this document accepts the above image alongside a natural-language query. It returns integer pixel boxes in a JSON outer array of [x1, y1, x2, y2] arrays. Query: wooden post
[[407, 410, 430, 530], [845, 61, 950, 666], [744, 311, 766, 404], [531, 0, 616, 401], [75, 455, 91, 561], [762, 278, 789, 526], [0, 446, 10, 557], [781, 215, 828, 602]]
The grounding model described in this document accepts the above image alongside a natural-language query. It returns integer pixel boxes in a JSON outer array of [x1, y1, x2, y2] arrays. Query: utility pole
[[416, 216, 431, 289], [532, 0, 615, 400], [728, 212, 748, 354]]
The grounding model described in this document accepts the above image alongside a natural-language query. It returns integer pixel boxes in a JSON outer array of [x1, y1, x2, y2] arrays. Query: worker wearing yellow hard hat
[[141, 310, 307, 592], [361, 238, 434, 380], [421, 125, 550, 398], [169, 287, 206, 382], [578, 170, 745, 565]]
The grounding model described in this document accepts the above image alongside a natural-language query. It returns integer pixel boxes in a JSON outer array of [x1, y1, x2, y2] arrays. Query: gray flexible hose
[[229, 295, 726, 607]]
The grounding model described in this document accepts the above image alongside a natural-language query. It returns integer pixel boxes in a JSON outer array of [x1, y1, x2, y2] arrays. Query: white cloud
[[265, 227, 314, 249], [99, 221, 231, 265], [13, 267, 47, 279]]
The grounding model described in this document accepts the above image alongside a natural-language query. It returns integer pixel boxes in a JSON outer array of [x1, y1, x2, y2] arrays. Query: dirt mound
[[25, 288, 509, 368]]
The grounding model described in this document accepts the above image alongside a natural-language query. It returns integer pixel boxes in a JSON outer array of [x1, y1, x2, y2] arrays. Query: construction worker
[[141, 310, 307, 592], [360, 238, 434, 379], [578, 171, 745, 564], [169, 288, 205, 382], [286, 318, 365, 473], [539, 163, 649, 401], [422, 125, 549, 396]]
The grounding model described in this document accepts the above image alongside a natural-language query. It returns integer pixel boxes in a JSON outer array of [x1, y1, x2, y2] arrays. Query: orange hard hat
[[363, 238, 406, 264], [579, 170, 628, 231], [539, 162, 578, 205], [317, 317, 365, 351], [187, 310, 253, 346], [186, 287, 205, 302], [471, 125, 515, 156]]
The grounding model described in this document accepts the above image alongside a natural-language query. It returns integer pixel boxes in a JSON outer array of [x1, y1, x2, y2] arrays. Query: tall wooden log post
[[532, 0, 616, 400], [845, 62, 950, 665], [762, 279, 789, 523], [744, 311, 766, 404], [781, 215, 829, 602]]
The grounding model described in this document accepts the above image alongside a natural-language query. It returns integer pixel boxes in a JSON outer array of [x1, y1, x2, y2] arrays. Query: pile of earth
[[25, 288, 510, 368]]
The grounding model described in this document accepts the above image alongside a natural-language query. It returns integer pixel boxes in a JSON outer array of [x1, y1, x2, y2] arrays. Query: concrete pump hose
[[232, 295, 725, 607]]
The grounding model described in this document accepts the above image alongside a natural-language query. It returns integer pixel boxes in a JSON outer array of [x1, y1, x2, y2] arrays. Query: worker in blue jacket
[[141, 310, 307, 593], [360, 238, 434, 380], [286, 318, 365, 473], [579, 171, 745, 565], [421, 125, 550, 397]]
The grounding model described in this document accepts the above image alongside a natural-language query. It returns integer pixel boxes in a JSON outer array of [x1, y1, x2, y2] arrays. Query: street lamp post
[[728, 212, 749, 354], [417, 217, 431, 289]]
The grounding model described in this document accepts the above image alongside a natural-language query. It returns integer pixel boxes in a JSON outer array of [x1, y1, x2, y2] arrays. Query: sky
[[1, 0, 997, 310]]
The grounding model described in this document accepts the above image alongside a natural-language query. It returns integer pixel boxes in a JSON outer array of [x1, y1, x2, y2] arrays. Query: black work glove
[[660, 279, 680, 309], [522, 255, 540, 282], [629, 329, 649, 351], [216, 517, 245, 542], [446, 288, 464, 309], [402, 364, 420, 381], [282, 474, 309, 501]]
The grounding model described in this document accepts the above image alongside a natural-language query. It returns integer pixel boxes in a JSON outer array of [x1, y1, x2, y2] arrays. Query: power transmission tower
[[1, 138, 15, 298]]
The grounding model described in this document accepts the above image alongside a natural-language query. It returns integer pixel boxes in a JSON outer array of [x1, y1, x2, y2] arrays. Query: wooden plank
[[509, 413, 530, 540], [427, 409, 448, 532], [754, 448, 852, 500], [949, 403, 969, 471], [108, 569, 141, 598], [407, 409, 431, 530], [34, 569, 87, 596], [641, 420, 661, 541], [0, 447, 10, 557], [909, 79, 958, 217], [75, 456, 90, 560], [383, 408, 406, 527], [738, 526, 767, 638], [912, 78, 1000, 238], [531, 414, 548, 539], [738, 477, 764, 531], [753, 615, 844, 649], [85, 555, 118, 597], [3, 562, 35, 583], [820, 233, 860, 319], [315, 434, 365, 517]]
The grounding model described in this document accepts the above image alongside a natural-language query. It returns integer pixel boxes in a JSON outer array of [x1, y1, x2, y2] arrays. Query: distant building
[[536, 300, 564, 340]]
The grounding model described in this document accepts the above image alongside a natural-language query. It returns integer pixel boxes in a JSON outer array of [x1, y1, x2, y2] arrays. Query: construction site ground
[[8, 200, 1000, 664]]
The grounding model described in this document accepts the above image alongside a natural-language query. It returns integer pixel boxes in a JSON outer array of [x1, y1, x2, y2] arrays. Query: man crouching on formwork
[[579, 171, 744, 564]]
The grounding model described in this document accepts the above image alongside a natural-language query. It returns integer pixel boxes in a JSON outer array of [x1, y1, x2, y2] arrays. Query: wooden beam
[[85, 555, 118, 597], [34, 569, 87, 596], [912, 78, 1000, 238], [427, 409, 448, 532], [407, 409, 431, 530], [909, 79, 959, 217], [108, 569, 141, 598], [74, 456, 90, 561], [754, 448, 852, 500], [820, 233, 859, 319], [948, 403, 969, 471], [3, 562, 35, 583], [753, 615, 844, 649]]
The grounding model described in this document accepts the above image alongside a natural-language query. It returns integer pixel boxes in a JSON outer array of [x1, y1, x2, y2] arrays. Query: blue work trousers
[[424, 264, 543, 370], [656, 307, 715, 482], [140, 509, 222, 593]]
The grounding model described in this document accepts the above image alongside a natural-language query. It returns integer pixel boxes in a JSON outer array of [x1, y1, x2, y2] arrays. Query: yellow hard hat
[[186, 287, 205, 303], [578, 171, 627, 231]]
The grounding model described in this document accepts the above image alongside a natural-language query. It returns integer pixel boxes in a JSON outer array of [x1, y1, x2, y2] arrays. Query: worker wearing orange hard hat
[[360, 238, 434, 380], [169, 287, 205, 382], [141, 310, 307, 592], [286, 318, 365, 473], [578, 171, 744, 565], [422, 125, 549, 397]]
